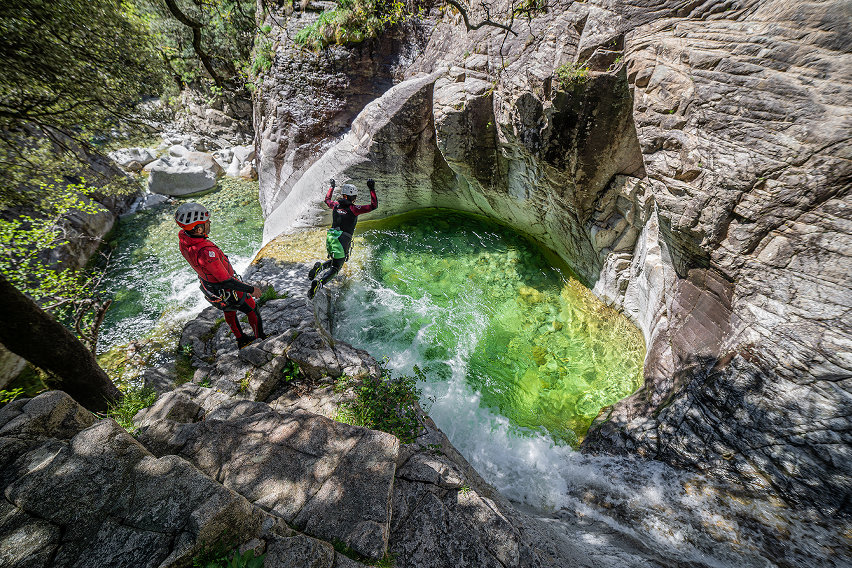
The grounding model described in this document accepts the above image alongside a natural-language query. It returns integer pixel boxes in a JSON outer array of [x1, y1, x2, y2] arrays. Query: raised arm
[[324, 179, 337, 209], [352, 178, 378, 215]]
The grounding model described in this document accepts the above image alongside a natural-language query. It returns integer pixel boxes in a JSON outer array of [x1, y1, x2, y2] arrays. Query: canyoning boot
[[237, 334, 256, 349], [308, 279, 321, 299], [308, 261, 322, 280]]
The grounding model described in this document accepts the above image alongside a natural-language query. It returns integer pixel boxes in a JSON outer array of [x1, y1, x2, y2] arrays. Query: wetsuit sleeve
[[351, 189, 378, 215], [324, 186, 338, 209]]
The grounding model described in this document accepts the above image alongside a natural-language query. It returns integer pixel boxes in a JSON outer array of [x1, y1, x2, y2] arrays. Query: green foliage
[[0, 388, 25, 405], [141, 0, 258, 90], [249, 37, 274, 77], [0, 180, 115, 349], [105, 384, 157, 432], [0, 182, 101, 300], [294, 0, 409, 51], [193, 541, 265, 568], [513, 0, 548, 18], [554, 62, 589, 89], [282, 360, 300, 383], [238, 370, 251, 393], [0, 0, 166, 135], [336, 364, 423, 444], [258, 285, 287, 305], [175, 348, 197, 385]]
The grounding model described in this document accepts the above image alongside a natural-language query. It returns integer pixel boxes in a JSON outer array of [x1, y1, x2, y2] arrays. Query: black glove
[[367, 178, 375, 190], [330, 179, 336, 188]]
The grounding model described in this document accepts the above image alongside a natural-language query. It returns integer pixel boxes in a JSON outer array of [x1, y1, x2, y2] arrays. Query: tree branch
[[445, 0, 518, 36], [163, 0, 225, 86]]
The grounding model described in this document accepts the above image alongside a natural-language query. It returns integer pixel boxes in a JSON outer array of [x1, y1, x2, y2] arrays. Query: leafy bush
[[0, 181, 116, 350], [295, 0, 409, 51], [282, 360, 300, 383], [554, 62, 589, 89], [336, 365, 423, 443], [258, 285, 287, 305]]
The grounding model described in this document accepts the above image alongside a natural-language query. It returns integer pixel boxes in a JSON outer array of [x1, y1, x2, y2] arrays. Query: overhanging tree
[[0, 0, 166, 205], [0, 0, 164, 404]]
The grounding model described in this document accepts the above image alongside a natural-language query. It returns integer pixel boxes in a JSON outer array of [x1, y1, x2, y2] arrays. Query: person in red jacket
[[175, 203, 265, 349], [308, 178, 378, 299]]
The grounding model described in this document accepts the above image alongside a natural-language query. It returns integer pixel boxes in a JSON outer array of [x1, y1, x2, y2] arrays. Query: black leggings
[[317, 257, 345, 284]]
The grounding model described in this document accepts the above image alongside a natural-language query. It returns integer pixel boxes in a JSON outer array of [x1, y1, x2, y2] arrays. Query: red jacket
[[178, 230, 253, 292]]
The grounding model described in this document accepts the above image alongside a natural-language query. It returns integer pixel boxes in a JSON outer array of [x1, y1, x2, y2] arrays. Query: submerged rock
[[144, 156, 218, 196]]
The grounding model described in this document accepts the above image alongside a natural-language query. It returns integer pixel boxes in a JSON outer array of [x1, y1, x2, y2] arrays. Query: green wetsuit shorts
[[326, 228, 346, 259]]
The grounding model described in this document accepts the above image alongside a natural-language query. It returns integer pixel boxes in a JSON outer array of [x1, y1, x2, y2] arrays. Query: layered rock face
[[257, 0, 850, 515]]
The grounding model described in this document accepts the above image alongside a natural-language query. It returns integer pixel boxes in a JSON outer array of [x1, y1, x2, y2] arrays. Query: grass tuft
[[105, 385, 157, 432]]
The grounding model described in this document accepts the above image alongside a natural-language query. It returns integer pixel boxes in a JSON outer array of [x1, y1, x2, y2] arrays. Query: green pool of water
[[97, 179, 263, 353], [335, 210, 645, 444]]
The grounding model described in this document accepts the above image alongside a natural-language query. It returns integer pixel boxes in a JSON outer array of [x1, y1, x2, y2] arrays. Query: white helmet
[[341, 184, 358, 197], [175, 202, 210, 229]]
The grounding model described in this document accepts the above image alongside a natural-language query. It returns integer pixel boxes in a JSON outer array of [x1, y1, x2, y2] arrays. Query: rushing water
[[333, 211, 644, 446], [331, 210, 644, 502], [98, 180, 263, 355]]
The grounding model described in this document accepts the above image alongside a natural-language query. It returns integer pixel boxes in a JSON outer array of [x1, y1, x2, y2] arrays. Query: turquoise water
[[97, 180, 263, 353], [333, 210, 645, 446]]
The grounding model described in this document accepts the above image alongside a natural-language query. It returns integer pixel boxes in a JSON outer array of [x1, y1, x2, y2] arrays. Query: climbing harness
[[199, 277, 250, 310]]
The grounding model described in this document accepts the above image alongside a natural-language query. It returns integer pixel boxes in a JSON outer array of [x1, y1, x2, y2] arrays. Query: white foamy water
[[333, 274, 850, 568]]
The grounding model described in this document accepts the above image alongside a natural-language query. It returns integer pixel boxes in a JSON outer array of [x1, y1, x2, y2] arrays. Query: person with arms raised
[[308, 178, 378, 299]]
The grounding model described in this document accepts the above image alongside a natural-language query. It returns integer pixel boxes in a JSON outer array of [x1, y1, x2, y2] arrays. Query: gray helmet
[[341, 184, 358, 198], [175, 202, 209, 229]]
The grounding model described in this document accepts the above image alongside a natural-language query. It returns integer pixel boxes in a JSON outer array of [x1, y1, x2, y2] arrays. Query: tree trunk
[[0, 273, 122, 412]]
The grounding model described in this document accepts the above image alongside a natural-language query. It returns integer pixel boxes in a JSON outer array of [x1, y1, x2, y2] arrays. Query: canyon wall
[[256, 0, 851, 515]]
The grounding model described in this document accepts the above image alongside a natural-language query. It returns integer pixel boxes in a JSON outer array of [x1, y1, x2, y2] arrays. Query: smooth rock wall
[[253, 2, 432, 218]]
